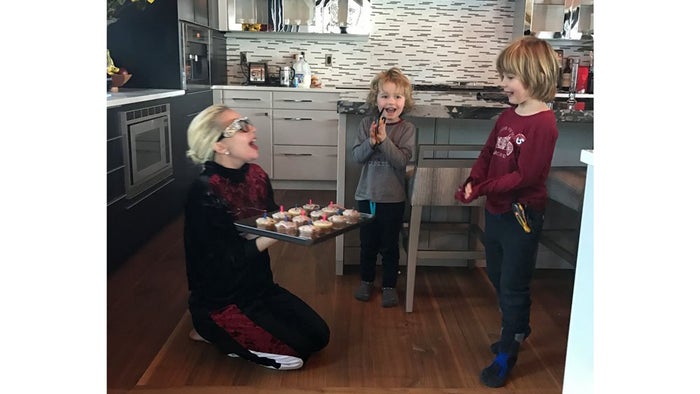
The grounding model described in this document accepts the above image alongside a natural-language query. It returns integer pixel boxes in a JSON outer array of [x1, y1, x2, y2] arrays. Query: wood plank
[[108, 189, 574, 392]]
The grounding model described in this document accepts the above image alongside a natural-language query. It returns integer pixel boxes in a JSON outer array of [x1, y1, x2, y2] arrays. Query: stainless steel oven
[[119, 103, 173, 199]]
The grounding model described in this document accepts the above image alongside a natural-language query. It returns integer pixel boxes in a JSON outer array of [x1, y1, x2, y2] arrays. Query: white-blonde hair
[[186, 104, 230, 164]]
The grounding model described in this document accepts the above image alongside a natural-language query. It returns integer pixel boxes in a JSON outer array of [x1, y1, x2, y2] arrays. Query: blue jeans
[[482, 206, 544, 344]]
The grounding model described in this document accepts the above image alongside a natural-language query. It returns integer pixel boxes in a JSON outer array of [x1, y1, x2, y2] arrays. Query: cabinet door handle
[[282, 99, 313, 103], [283, 117, 313, 121], [281, 153, 313, 157], [230, 97, 262, 101]]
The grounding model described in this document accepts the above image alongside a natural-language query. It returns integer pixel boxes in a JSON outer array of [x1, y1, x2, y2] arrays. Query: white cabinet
[[271, 91, 339, 181], [212, 88, 339, 184], [218, 89, 274, 176]]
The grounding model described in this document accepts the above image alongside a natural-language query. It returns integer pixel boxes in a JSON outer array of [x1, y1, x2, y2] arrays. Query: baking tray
[[234, 212, 374, 246]]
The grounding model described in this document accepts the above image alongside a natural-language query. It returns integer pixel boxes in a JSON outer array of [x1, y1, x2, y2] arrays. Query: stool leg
[[405, 205, 422, 312]]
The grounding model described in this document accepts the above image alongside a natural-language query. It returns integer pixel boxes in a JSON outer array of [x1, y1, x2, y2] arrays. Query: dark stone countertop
[[337, 100, 593, 123]]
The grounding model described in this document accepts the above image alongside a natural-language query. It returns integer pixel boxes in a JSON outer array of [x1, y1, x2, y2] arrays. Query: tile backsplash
[[225, 0, 516, 88]]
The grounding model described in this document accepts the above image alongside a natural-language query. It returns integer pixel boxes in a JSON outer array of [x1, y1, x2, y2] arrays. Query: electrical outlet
[[240, 52, 247, 65], [325, 54, 333, 67]]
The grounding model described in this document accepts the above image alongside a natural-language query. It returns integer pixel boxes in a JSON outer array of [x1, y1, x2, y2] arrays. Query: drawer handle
[[282, 99, 313, 103], [231, 97, 262, 101], [283, 117, 313, 121], [282, 153, 313, 157]]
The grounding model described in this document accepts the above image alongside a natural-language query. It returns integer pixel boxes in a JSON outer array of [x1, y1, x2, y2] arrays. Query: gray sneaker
[[381, 287, 399, 308], [354, 281, 373, 302]]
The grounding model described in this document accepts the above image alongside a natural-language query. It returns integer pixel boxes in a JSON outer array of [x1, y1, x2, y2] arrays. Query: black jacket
[[183, 161, 279, 310]]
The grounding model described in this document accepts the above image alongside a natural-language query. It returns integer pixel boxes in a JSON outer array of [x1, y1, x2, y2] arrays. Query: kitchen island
[[335, 97, 594, 274]]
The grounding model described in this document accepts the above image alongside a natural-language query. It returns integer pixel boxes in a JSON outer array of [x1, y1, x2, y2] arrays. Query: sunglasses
[[218, 117, 253, 141]]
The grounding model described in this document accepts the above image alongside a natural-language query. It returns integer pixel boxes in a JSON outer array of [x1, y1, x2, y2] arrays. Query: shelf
[[224, 31, 369, 42]]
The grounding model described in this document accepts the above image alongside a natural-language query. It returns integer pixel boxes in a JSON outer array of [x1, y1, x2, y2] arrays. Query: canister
[[280, 66, 295, 87]]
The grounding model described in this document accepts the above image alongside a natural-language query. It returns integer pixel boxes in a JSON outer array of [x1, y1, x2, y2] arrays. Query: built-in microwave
[[119, 103, 173, 200]]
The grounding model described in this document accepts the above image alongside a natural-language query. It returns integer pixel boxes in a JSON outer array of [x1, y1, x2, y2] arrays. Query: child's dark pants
[[357, 200, 405, 288], [482, 207, 544, 345]]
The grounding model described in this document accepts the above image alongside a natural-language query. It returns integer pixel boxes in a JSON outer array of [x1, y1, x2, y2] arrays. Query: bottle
[[570, 57, 579, 93], [555, 50, 564, 91], [586, 52, 594, 94], [293, 52, 312, 88], [561, 58, 572, 91]]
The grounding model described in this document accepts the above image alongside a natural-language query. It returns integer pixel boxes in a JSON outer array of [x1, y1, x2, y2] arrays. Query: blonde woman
[[183, 104, 329, 370]]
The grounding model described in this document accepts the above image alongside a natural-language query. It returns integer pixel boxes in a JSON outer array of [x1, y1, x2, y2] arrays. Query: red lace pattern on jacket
[[208, 164, 269, 220]]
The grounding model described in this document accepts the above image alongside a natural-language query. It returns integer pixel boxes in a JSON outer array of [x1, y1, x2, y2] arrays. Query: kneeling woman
[[183, 104, 330, 370]]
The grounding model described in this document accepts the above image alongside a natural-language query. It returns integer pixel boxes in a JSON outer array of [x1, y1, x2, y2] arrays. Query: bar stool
[[403, 145, 486, 312], [540, 166, 587, 265]]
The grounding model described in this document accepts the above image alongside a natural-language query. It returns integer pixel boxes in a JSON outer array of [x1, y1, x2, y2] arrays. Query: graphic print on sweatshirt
[[494, 126, 515, 159], [493, 125, 529, 159]]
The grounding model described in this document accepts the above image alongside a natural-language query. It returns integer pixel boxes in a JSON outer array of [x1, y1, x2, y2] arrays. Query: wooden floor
[[107, 190, 574, 394]]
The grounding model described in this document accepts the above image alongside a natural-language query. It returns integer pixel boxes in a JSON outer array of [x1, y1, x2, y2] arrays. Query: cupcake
[[329, 214, 346, 228], [322, 201, 341, 216], [272, 205, 289, 221], [298, 224, 316, 238], [302, 199, 320, 212], [255, 214, 276, 230], [287, 206, 304, 217], [309, 210, 324, 220], [312, 216, 333, 234], [275, 219, 297, 235], [292, 213, 312, 226], [342, 208, 361, 224]]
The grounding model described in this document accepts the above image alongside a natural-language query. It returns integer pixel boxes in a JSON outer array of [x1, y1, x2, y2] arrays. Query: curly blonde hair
[[365, 67, 414, 115], [186, 104, 230, 165], [496, 36, 560, 102]]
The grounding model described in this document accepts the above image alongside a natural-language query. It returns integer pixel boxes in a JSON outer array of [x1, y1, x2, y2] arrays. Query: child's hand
[[369, 121, 379, 146], [454, 182, 473, 203]]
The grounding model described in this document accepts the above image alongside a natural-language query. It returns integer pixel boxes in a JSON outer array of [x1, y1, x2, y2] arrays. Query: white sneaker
[[249, 350, 304, 370]]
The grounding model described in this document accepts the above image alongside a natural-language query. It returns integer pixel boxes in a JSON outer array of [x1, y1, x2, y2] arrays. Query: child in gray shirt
[[351, 67, 416, 308]]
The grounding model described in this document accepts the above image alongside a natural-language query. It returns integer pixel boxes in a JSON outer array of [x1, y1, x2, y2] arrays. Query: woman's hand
[[255, 236, 278, 252]]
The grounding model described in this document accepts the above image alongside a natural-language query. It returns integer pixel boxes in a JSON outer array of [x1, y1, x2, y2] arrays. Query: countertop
[[106, 88, 186, 109], [211, 84, 340, 93], [337, 100, 593, 122], [209, 85, 593, 122]]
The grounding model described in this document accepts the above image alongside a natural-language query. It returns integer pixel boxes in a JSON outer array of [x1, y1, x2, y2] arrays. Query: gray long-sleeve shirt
[[352, 116, 416, 203]]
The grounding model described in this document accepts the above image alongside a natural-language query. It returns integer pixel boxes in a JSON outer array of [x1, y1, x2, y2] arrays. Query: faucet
[[566, 91, 577, 110]]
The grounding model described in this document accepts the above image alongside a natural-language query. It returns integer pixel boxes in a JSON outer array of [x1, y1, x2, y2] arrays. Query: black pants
[[482, 206, 544, 345], [357, 200, 405, 288], [189, 284, 330, 367]]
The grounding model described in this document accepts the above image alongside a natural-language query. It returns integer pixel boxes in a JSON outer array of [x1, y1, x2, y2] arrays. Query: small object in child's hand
[[512, 202, 531, 233], [376, 107, 385, 125]]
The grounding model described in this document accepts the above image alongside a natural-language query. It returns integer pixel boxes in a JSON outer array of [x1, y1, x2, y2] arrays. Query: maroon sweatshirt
[[463, 106, 558, 214]]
